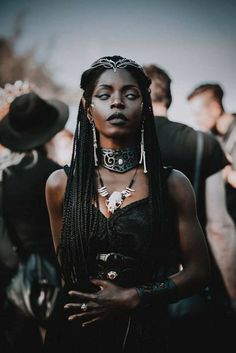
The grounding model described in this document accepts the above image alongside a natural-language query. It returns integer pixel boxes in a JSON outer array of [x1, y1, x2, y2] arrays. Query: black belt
[[96, 252, 138, 283], [96, 252, 137, 266]]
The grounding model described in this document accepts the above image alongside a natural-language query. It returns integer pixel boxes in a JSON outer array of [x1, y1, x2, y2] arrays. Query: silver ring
[[81, 303, 88, 312]]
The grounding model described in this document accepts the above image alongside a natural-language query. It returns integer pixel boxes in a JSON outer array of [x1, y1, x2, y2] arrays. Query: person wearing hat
[[0, 91, 69, 353]]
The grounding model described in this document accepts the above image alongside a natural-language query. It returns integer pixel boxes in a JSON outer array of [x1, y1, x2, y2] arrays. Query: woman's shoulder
[[167, 167, 191, 182], [166, 168, 194, 204], [46, 168, 67, 196]]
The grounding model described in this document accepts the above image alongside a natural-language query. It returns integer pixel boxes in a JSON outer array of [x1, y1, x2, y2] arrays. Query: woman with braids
[[44, 55, 210, 353]]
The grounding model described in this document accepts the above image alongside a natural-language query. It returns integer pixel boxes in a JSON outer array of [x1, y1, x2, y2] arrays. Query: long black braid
[[60, 100, 99, 287], [60, 56, 171, 288]]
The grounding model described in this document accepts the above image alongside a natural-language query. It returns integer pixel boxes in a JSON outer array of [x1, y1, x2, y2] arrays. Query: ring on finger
[[81, 303, 88, 312]]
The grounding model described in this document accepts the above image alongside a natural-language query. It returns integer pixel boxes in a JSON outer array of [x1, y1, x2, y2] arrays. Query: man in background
[[187, 83, 236, 309], [187, 83, 236, 223], [143, 65, 228, 229], [143, 64, 234, 352]]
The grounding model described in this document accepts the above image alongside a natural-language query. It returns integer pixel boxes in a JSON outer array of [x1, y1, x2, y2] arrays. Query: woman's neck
[[99, 136, 138, 149]]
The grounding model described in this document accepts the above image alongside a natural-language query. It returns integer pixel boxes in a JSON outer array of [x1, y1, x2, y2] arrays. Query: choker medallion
[[99, 147, 140, 173]]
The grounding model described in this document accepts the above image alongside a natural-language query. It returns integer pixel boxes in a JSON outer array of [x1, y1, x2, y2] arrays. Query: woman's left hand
[[64, 278, 140, 327]]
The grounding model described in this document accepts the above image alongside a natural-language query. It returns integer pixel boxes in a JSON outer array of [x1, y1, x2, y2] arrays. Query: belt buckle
[[98, 253, 115, 262]]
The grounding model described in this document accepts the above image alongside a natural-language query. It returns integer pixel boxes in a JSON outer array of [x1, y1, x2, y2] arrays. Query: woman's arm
[[134, 169, 210, 307], [45, 169, 67, 258], [166, 169, 210, 297]]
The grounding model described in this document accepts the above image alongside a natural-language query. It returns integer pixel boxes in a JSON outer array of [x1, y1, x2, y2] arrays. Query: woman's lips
[[107, 113, 128, 125]]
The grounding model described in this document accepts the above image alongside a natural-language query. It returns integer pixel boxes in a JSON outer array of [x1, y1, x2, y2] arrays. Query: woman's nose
[[110, 95, 125, 109]]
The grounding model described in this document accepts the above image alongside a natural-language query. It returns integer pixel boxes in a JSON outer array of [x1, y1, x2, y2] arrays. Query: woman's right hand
[[64, 278, 141, 327]]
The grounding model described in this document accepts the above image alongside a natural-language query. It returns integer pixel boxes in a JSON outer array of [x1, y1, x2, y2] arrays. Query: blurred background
[[1, 0, 236, 132]]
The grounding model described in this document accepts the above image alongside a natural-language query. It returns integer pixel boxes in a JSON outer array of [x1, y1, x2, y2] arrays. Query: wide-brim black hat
[[0, 92, 69, 152]]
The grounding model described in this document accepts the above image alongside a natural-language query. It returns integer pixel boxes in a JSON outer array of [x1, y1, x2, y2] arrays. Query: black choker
[[99, 147, 140, 173]]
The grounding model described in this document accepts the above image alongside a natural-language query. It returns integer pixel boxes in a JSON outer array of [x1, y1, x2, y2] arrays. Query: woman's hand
[[64, 278, 140, 327]]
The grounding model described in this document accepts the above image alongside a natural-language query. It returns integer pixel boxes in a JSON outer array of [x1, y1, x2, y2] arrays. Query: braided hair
[[60, 56, 170, 287]]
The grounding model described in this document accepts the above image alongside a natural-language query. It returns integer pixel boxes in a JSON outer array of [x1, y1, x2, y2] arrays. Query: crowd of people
[[0, 56, 235, 353]]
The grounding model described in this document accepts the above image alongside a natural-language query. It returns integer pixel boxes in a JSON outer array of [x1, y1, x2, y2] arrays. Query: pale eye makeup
[[95, 88, 141, 100], [125, 87, 140, 96]]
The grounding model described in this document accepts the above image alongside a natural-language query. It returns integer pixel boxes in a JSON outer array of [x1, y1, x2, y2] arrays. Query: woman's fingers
[[64, 296, 110, 326], [66, 280, 124, 319], [68, 290, 97, 301], [67, 307, 106, 322], [64, 301, 100, 310], [67, 280, 111, 302], [82, 314, 107, 327], [90, 278, 109, 290]]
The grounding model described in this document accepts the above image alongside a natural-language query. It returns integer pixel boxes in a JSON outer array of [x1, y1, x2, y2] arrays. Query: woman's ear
[[81, 96, 92, 122], [87, 108, 92, 121], [87, 103, 95, 122]]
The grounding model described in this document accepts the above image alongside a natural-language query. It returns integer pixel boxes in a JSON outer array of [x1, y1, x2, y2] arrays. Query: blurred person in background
[[187, 83, 236, 222], [45, 128, 74, 166], [143, 64, 234, 352], [187, 83, 236, 311], [143, 65, 229, 229], [0, 88, 69, 353], [0, 81, 32, 157]]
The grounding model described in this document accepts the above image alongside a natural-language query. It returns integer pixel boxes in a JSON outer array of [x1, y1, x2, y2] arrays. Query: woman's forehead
[[95, 69, 139, 88]]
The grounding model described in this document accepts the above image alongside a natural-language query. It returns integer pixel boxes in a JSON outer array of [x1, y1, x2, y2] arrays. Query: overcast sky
[[1, 0, 236, 127]]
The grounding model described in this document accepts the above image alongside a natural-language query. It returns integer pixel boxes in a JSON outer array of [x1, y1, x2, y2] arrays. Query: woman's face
[[88, 69, 143, 147]]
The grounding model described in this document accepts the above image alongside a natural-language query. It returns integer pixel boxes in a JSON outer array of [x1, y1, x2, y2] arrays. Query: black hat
[[0, 92, 69, 152]]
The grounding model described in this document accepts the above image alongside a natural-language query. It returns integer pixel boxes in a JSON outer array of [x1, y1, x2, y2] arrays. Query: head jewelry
[[90, 57, 143, 73]]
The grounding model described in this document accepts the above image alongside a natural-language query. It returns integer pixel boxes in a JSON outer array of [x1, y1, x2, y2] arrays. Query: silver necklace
[[97, 168, 138, 214]]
